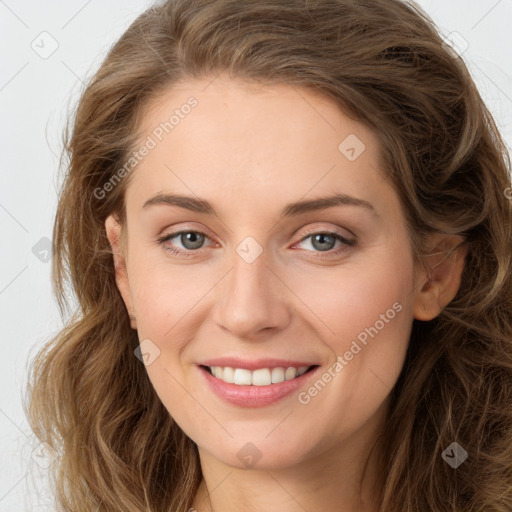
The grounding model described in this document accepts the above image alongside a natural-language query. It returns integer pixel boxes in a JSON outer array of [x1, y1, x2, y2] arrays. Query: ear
[[412, 234, 468, 321], [105, 214, 137, 330]]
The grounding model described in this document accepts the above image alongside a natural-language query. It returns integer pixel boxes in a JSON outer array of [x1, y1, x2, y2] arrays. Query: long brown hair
[[25, 0, 512, 510]]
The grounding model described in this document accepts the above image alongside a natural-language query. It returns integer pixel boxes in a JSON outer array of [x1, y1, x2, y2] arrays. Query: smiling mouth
[[200, 365, 318, 386]]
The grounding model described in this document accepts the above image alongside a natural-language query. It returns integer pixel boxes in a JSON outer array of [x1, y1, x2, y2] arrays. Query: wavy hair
[[25, 0, 512, 510]]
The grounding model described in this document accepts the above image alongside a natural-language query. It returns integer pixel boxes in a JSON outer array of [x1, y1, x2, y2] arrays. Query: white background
[[1, 1, 511, 510]]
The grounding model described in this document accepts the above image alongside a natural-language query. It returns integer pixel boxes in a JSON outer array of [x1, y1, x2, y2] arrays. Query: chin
[[201, 436, 315, 471]]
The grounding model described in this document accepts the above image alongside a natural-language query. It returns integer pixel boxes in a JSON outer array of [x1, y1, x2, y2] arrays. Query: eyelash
[[156, 228, 356, 260]]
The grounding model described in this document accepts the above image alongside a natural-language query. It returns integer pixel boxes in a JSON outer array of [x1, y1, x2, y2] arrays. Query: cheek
[[128, 250, 205, 337], [126, 254, 220, 390], [284, 250, 415, 410], [285, 254, 414, 343], [126, 259, 201, 421], [285, 262, 414, 435]]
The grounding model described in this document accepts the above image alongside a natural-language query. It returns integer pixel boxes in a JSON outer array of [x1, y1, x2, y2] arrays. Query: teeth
[[234, 368, 252, 385], [297, 366, 309, 376], [285, 367, 297, 380], [252, 368, 271, 386], [271, 367, 285, 383], [222, 366, 235, 383], [208, 365, 311, 386]]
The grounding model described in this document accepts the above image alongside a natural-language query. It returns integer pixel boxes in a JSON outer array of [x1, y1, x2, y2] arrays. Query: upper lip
[[199, 357, 319, 370]]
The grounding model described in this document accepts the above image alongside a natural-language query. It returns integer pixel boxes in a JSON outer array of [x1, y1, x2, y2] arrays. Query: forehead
[[125, 74, 397, 221]]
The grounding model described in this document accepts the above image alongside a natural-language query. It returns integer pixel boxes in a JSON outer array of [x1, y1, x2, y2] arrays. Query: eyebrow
[[142, 192, 376, 218]]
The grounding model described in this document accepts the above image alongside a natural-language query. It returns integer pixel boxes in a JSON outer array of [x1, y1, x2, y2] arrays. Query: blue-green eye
[[295, 232, 355, 252], [157, 229, 356, 259], [157, 230, 210, 256]]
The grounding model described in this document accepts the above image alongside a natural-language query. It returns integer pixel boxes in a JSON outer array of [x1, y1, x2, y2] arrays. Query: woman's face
[[107, 74, 433, 470]]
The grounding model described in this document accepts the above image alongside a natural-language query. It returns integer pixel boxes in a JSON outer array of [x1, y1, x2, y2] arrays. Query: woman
[[26, 0, 512, 510]]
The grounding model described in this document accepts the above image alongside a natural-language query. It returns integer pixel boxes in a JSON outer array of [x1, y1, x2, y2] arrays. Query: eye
[[157, 230, 212, 257], [294, 231, 356, 257], [157, 228, 356, 259]]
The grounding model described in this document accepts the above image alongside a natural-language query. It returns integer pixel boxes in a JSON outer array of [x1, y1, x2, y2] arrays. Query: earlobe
[[105, 214, 137, 330], [412, 234, 468, 321]]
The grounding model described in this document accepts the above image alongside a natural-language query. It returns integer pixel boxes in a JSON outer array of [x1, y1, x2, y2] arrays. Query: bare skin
[[105, 74, 467, 512]]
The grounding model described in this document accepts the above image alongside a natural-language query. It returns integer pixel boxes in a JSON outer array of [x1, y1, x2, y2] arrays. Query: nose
[[212, 249, 292, 339]]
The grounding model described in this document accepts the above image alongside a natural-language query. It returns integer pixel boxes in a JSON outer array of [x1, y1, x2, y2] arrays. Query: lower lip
[[198, 365, 319, 408]]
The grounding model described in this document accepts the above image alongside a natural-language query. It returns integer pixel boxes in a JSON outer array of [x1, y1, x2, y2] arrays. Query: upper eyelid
[[294, 224, 355, 242], [159, 220, 355, 239]]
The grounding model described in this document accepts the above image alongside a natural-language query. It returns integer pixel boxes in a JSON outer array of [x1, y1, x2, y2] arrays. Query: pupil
[[313, 233, 335, 251], [182, 232, 204, 249]]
